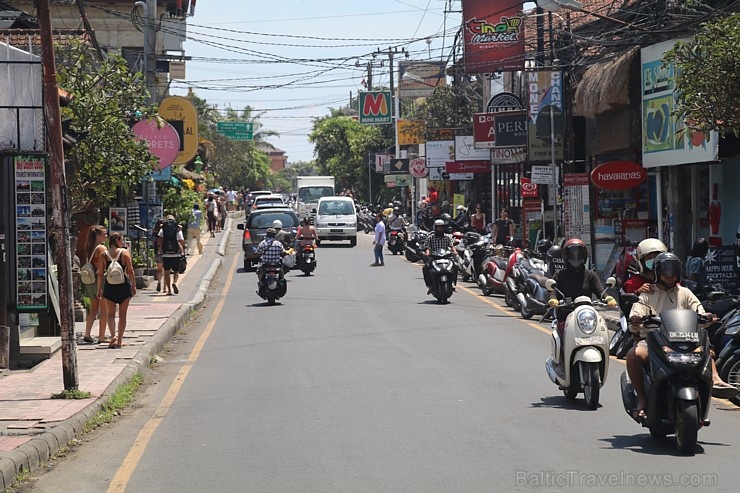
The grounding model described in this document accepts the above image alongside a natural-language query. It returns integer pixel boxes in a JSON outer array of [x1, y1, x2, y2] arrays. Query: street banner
[[462, 0, 525, 73], [527, 71, 564, 162], [359, 91, 392, 124], [520, 176, 538, 198], [562, 173, 591, 248], [640, 39, 718, 168], [398, 61, 447, 97]]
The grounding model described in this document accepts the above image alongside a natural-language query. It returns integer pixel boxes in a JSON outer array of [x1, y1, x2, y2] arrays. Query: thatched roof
[[573, 46, 639, 119], [175, 168, 204, 181]]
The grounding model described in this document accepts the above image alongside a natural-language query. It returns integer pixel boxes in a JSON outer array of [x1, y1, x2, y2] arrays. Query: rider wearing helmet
[[536, 239, 553, 257], [383, 203, 395, 218], [627, 252, 736, 417], [545, 244, 563, 277], [548, 238, 617, 331], [388, 207, 406, 229], [422, 219, 458, 294], [623, 238, 668, 294], [255, 227, 287, 283], [272, 219, 291, 247], [450, 205, 469, 230]]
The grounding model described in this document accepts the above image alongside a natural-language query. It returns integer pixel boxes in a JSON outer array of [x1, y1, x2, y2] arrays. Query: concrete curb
[[0, 217, 234, 491]]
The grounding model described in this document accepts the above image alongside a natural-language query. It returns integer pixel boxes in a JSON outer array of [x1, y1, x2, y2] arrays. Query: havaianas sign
[[359, 91, 392, 125]]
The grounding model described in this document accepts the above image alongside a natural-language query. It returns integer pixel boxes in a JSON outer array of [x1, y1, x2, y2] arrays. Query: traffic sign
[[217, 121, 254, 141]]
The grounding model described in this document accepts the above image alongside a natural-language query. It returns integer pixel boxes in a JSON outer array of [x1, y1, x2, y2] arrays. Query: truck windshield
[[299, 187, 333, 202]]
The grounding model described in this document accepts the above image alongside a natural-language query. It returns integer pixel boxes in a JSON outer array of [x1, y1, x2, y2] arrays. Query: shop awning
[[573, 47, 639, 119]]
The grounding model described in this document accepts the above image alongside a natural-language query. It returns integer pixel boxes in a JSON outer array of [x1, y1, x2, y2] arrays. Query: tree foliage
[[57, 40, 156, 215], [663, 13, 740, 136], [405, 80, 482, 139]]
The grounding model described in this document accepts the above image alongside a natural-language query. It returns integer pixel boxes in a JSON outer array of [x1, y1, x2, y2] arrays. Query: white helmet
[[635, 238, 667, 274], [272, 219, 282, 229], [434, 219, 445, 227]]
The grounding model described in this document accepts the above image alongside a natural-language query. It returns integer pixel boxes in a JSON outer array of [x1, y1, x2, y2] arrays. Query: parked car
[[236, 207, 299, 271]]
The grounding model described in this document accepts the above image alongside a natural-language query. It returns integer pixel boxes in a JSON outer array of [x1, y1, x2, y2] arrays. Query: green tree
[[57, 40, 156, 215], [664, 13, 740, 136]]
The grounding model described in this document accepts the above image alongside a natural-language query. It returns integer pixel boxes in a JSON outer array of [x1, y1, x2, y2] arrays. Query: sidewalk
[[0, 215, 237, 490]]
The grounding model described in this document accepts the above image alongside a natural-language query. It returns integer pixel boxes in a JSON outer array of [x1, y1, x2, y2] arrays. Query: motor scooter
[[387, 227, 406, 255], [516, 256, 551, 320], [544, 278, 613, 409], [713, 304, 740, 405], [427, 249, 457, 304], [620, 310, 714, 454], [405, 226, 428, 263], [608, 292, 639, 359], [257, 262, 287, 305], [297, 243, 316, 275], [478, 243, 519, 298]]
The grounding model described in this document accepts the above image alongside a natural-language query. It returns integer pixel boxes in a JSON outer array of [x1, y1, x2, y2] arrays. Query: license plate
[[330, 229, 342, 233], [575, 336, 606, 346]]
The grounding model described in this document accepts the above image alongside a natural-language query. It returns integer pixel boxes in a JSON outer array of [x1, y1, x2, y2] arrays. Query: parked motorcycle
[[405, 226, 428, 263], [712, 302, 740, 404], [545, 278, 613, 409], [427, 249, 457, 304], [478, 244, 519, 298], [517, 255, 552, 320], [257, 263, 287, 305]]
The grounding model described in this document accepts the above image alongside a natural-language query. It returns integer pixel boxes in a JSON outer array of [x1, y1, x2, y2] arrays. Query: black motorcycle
[[257, 263, 287, 305], [620, 309, 713, 454], [405, 226, 428, 263], [427, 249, 457, 304], [713, 302, 740, 405]]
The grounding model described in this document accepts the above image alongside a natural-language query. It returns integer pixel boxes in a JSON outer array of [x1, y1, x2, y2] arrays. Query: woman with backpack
[[97, 232, 136, 348], [81, 225, 113, 344]]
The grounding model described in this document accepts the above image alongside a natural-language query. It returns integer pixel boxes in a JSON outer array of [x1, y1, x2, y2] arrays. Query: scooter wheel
[[674, 400, 699, 455]]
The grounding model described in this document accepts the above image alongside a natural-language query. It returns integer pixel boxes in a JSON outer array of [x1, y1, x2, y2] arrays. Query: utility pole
[[146, 0, 157, 102], [38, 0, 78, 389], [372, 47, 408, 159]]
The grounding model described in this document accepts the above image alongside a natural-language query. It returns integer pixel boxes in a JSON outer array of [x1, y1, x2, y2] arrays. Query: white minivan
[[314, 196, 358, 247]]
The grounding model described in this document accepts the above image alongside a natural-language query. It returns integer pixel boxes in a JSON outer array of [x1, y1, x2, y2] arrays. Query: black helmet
[[265, 228, 277, 237], [547, 244, 562, 260], [654, 252, 682, 280], [441, 213, 451, 223], [536, 239, 553, 254], [563, 238, 588, 268], [691, 238, 709, 259]]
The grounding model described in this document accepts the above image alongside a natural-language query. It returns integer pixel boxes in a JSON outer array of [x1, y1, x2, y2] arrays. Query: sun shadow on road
[[530, 395, 600, 411], [596, 434, 719, 456]]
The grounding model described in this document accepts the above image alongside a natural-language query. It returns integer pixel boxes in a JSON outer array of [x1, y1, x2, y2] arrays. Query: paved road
[[26, 228, 740, 492]]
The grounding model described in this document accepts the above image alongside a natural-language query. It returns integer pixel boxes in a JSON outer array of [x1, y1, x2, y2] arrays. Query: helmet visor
[[565, 245, 588, 267], [658, 258, 681, 278]]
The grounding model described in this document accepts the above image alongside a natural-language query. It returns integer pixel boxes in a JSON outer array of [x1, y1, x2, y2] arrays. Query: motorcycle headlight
[[725, 323, 740, 336], [662, 346, 704, 365], [576, 308, 598, 335]]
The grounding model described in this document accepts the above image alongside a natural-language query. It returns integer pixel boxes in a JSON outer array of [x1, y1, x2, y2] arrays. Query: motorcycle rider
[[450, 205, 469, 230], [548, 239, 617, 354], [255, 227, 287, 285], [295, 217, 318, 268], [422, 219, 458, 295], [272, 219, 292, 248], [388, 207, 408, 242], [622, 238, 667, 294], [627, 252, 737, 419]]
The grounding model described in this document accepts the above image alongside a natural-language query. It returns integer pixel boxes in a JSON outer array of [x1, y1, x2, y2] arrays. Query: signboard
[[527, 71, 564, 163], [359, 91, 392, 124], [158, 96, 199, 165], [590, 161, 647, 190], [132, 119, 180, 169], [398, 61, 446, 97], [520, 177, 538, 198], [398, 120, 425, 145], [169, 60, 186, 79], [151, 165, 172, 182], [217, 121, 254, 141], [109, 208, 128, 235], [445, 160, 490, 173], [409, 158, 428, 178], [14, 155, 47, 310], [494, 111, 527, 147], [531, 165, 554, 184], [473, 113, 497, 148], [426, 140, 454, 169], [640, 39, 718, 168], [562, 173, 591, 244], [491, 147, 527, 164], [706, 246, 738, 293], [455, 135, 491, 161], [462, 0, 525, 73], [376, 153, 391, 173], [387, 158, 409, 175], [384, 174, 412, 187], [487, 91, 524, 113]]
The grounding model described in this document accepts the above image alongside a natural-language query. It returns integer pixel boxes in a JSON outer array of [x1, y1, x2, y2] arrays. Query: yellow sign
[[398, 120, 425, 146], [453, 193, 465, 212], [158, 96, 198, 165]]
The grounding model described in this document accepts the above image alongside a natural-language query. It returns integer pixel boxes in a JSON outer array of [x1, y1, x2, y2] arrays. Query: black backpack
[[162, 218, 179, 254]]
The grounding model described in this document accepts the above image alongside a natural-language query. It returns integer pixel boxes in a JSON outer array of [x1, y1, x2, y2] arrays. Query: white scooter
[[544, 278, 615, 409]]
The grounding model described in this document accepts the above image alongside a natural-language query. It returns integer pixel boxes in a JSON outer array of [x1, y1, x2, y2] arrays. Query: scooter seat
[[532, 274, 550, 288]]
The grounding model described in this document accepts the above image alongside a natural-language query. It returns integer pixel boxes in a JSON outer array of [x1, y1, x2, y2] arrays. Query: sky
[[169, 1, 464, 164]]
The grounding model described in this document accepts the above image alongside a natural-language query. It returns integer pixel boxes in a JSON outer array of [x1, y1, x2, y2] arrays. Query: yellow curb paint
[[107, 252, 239, 493]]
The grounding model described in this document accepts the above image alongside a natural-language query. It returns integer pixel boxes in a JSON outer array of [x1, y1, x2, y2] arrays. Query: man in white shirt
[[226, 189, 237, 212]]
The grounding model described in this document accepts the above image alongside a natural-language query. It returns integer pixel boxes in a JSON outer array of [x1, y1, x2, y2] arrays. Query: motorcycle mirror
[[237, 223, 245, 230], [545, 279, 557, 290], [605, 276, 617, 288]]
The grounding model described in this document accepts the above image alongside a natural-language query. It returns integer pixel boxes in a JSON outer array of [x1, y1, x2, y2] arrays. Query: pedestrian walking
[[205, 193, 217, 237], [152, 218, 165, 292], [158, 215, 185, 295], [81, 225, 114, 344], [371, 213, 386, 266], [97, 232, 136, 348], [187, 203, 204, 255]]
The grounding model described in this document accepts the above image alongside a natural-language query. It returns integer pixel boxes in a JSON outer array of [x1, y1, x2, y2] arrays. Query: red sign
[[473, 112, 496, 148], [590, 161, 647, 190], [563, 173, 590, 186], [462, 0, 525, 73], [132, 119, 180, 170], [409, 158, 427, 178], [445, 160, 490, 173], [521, 176, 538, 198]]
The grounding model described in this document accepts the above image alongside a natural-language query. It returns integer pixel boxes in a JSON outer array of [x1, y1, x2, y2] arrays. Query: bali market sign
[[462, 0, 525, 73], [132, 119, 181, 170], [445, 160, 490, 174], [590, 161, 647, 190], [520, 176, 538, 198]]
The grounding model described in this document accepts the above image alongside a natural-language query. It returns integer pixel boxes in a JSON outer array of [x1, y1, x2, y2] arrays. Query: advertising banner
[[158, 96, 199, 165], [398, 61, 446, 97], [462, 0, 525, 73], [473, 113, 497, 148], [359, 91, 392, 124], [14, 155, 47, 310], [109, 208, 128, 235], [527, 71, 564, 162], [640, 40, 719, 168], [398, 120, 425, 145], [455, 135, 491, 161]]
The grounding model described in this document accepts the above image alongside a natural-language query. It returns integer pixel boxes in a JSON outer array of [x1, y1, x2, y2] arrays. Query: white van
[[314, 196, 358, 247]]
